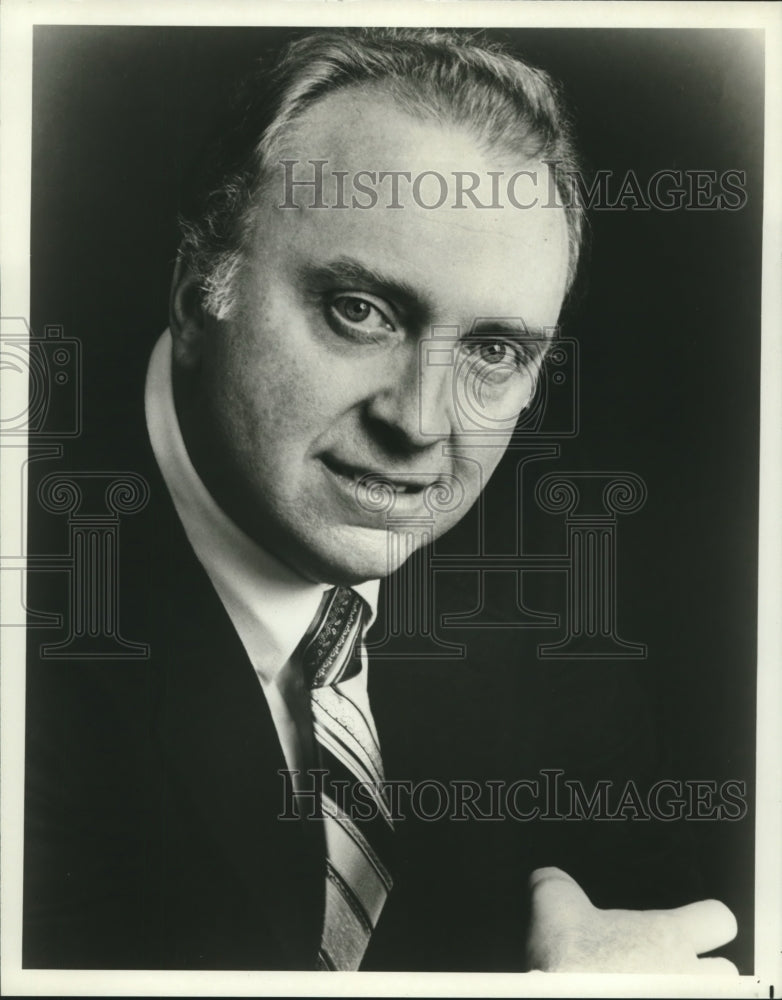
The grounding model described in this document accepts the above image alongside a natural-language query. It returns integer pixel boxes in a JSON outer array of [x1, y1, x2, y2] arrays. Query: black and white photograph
[[1, 1, 780, 995]]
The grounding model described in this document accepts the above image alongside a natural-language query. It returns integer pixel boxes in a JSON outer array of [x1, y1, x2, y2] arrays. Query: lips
[[320, 455, 438, 495]]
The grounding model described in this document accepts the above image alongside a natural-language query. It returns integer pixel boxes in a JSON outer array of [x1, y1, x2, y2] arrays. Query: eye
[[462, 338, 533, 386], [477, 342, 516, 366], [329, 294, 395, 338]]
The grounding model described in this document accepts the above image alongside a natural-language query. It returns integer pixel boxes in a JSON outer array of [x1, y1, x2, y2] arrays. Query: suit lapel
[[142, 463, 325, 968]]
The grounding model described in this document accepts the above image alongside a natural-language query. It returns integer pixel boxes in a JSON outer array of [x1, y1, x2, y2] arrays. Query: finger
[[669, 899, 738, 954], [696, 957, 739, 976]]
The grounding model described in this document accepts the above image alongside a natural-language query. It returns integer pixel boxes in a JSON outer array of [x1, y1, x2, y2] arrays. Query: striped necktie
[[301, 586, 394, 971]]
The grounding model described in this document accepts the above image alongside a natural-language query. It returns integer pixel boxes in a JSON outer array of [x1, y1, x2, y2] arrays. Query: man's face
[[172, 88, 570, 584]]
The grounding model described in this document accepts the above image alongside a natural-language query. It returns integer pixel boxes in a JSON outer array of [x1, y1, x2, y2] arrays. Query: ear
[[169, 253, 207, 370]]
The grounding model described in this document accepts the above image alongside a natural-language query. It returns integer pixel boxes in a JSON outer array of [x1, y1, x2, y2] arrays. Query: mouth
[[320, 456, 438, 496]]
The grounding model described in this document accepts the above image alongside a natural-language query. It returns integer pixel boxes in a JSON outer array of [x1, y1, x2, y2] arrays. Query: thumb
[[526, 868, 595, 971], [529, 866, 589, 893], [528, 867, 594, 918]]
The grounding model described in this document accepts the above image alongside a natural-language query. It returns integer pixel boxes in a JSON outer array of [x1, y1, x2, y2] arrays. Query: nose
[[364, 341, 455, 453]]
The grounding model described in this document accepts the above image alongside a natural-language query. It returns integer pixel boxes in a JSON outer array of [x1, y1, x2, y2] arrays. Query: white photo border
[[2, 2, 780, 996]]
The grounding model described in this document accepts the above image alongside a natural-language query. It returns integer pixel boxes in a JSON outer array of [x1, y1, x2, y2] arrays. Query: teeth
[[329, 461, 423, 494]]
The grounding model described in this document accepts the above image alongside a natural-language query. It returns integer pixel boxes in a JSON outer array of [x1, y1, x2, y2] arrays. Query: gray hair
[[177, 28, 585, 319]]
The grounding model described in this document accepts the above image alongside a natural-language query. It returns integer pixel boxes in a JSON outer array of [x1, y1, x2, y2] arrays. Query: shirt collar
[[144, 329, 379, 683]]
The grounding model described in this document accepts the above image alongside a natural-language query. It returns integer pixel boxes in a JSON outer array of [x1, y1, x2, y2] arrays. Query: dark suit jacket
[[23, 390, 702, 972]]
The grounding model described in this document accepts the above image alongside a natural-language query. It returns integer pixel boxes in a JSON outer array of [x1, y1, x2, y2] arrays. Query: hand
[[525, 867, 738, 974]]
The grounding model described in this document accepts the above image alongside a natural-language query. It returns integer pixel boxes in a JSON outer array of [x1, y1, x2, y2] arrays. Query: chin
[[291, 524, 433, 586]]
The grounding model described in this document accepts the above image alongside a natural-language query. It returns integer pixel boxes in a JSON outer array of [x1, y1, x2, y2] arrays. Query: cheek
[[207, 305, 307, 433], [205, 306, 351, 460]]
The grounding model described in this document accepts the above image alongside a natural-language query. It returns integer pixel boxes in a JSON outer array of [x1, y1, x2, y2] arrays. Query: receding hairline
[[258, 79, 557, 178], [177, 28, 585, 319]]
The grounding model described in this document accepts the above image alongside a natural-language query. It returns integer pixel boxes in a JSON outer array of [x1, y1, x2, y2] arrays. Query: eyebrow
[[468, 318, 557, 341], [297, 255, 432, 324]]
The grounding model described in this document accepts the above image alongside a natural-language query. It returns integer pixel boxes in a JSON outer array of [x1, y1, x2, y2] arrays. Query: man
[[23, 27, 738, 973]]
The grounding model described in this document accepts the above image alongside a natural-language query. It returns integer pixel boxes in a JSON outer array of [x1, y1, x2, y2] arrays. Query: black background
[[30, 26, 762, 970]]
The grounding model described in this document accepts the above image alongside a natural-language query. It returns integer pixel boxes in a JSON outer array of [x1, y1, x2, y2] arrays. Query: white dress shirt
[[144, 329, 380, 783]]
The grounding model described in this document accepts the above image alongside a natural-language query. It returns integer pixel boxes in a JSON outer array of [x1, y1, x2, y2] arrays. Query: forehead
[[255, 87, 569, 328]]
